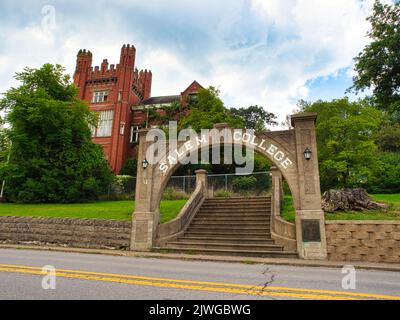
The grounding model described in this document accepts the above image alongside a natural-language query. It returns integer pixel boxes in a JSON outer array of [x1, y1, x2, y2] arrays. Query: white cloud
[[0, 25, 56, 93], [0, 0, 385, 128], [140, 49, 206, 96], [211, 0, 376, 125]]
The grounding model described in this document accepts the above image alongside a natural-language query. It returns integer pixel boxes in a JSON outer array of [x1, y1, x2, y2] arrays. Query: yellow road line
[[0, 263, 398, 300], [0, 266, 353, 300]]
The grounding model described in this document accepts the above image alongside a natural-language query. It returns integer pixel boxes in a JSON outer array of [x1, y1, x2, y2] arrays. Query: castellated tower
[[139, 69, 152, 100], [73, 49, 93, 100], [73, 44, 152, 173]]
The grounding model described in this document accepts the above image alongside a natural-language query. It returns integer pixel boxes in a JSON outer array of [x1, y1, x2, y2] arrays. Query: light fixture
[[142, 158, 149, 169], [303, 147, 312, 160]]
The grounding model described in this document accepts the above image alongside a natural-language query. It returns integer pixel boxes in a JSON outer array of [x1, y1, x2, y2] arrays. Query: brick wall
[[326, 221, 400, 263], [0, 217, 131, 250]]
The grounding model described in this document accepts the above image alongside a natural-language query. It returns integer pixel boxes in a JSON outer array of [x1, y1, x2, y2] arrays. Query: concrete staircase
[[160, 197, 298, 258]]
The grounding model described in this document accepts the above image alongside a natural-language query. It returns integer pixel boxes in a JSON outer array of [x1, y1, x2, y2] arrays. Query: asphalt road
[[0, 248, 399, 300]]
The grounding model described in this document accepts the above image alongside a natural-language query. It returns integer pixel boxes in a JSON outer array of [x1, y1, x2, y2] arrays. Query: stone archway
[[131, 112, 328, 260]]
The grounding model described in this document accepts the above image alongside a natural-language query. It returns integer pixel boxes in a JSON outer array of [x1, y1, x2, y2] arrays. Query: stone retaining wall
[[0, 216, 131, 250], [326, 221, 400, 263]]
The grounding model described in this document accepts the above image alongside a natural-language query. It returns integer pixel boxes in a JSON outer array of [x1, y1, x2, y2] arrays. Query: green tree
[[366, 152, 400, 193], [376, 121, 400, 152], [119, 158, 138, 176], [179, 87, 243, 131], [0, 64, 113, 203], [301, 98, 382, 191], [0, 117, 10, 163], [230, 105, 277, 130], [351, 0, 400, 118]]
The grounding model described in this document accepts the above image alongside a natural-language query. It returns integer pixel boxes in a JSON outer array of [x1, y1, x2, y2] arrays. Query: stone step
[[188, 224, 270, 230], [155, 247, 298, 258], [166, 241, 284, 251], [196, 213, 270, 217], [194, 219, 270, 224], [200, 206, 271, 211], [204, 200, 271, 205], [204, 200, 271, 207], [204, 198, 271, 204], [160, 195, 297, 259], [199, 208, 271, 213], [185, 228, 271, 238], [189, 226, 270, 231], [203, 201, 271, 205], [203, 205, 271, 208], [200, 209, 271, 213], [177, 237, 275, 244], [193, 217, 270, 223], [190, 222, 270, 227], [184, 231, 271, 238], [194, 215, 270, 219], [206, 197, 271, 201]]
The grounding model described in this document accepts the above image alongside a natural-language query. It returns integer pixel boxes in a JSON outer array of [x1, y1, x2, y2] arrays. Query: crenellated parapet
[[74, 44, 152, 99], [139, 69, 152, 100]]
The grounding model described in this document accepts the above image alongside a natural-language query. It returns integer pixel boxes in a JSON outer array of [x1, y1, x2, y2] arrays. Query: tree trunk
[[322, 188, 387, 213]]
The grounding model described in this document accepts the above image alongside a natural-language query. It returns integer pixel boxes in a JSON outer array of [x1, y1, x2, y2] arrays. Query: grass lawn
[[281, 194, 400, 223], [371, 194, 400, 210], [2, 194, 399, 224], [0, 200, 187, 223], [281, 195, 296, 223]]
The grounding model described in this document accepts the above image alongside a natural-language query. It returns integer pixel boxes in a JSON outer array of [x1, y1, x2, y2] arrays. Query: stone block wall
[[326, 221, 400, 263], [0, 216, 131, 250]]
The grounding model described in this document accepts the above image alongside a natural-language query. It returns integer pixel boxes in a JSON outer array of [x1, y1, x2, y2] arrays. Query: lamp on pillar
[[303, 147, 312, 160], [142, 158, 149, 169]]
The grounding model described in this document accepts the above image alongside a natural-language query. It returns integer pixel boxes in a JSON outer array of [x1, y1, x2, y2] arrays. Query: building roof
[[181, 80, 203, 95], [140, 95, 181, 105]]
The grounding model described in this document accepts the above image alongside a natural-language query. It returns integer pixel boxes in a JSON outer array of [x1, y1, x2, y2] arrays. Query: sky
[[0, 0, 392, 127]]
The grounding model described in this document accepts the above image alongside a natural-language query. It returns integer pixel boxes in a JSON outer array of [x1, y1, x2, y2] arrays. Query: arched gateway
[[131, 112, 328, 260]]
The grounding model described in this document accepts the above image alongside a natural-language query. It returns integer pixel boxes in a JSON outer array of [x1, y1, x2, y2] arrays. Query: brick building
[[73, 44, 203, 173]]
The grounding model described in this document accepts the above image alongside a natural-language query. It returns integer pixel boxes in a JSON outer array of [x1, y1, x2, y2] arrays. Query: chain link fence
[[103, 175, 136, 201], [207, 171, 271, 197], [104, 172, 272, 200]]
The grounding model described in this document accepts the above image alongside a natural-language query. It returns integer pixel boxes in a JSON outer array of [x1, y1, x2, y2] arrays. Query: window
[[188, 93, 198, 103], [130, 125, 141, 144], [96, 110, 114, 137], [92, 91, 109, 103], [89, 124, 96, 137]]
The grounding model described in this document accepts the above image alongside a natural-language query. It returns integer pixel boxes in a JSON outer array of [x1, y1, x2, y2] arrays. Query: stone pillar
[[130, 129, 159, 251], [291, 113, 327, 260], [270, 166, 282, 217], [195, 169, 207, 192]]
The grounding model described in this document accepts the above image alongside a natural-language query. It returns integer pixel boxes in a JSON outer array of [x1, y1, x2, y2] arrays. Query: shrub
[[232, 176, 257, 195], [106, 175, 136, 201], [119, 159, 138, 176], [162, 187, 189, 200]]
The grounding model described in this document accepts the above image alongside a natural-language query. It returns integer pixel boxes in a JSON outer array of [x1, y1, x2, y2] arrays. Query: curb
[[0, 244, 399, 272]]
